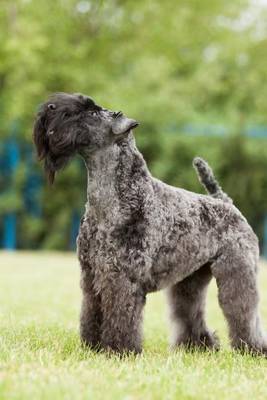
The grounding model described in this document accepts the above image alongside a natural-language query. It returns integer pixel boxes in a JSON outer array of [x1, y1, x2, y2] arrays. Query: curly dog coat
[[33, 93, 267, 355]]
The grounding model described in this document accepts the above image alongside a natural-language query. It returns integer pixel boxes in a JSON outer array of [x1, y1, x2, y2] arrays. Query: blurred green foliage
[[0, 0, 267, 250]]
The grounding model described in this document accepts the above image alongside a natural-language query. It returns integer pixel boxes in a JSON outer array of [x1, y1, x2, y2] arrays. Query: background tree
[[0, 0, 266, 250]]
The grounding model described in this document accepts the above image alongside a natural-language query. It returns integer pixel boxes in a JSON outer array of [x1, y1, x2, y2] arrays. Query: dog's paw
[[198, 330, 220, 351], [173, 330, 220, 351]]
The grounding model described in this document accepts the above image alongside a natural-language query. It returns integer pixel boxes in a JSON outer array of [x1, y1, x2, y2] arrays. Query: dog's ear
[[33, 113, 49, 161], [33, 106, 64, 185], [33, 104, 57, 160]]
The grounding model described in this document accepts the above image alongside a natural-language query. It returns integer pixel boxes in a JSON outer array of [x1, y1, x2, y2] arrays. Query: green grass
[[1, 252, 267, 400]]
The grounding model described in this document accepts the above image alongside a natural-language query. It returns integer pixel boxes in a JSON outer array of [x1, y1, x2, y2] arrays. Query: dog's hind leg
[[80, 270, 102, 350], [211, 241, 267, 356], [167, 262, 219, 350]]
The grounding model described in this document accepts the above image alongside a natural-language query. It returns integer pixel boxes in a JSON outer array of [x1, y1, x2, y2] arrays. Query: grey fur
[[33, 93, 267, 356]]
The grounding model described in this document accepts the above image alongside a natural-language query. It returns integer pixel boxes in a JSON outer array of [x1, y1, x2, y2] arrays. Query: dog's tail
[[193, 157, 232, 203]]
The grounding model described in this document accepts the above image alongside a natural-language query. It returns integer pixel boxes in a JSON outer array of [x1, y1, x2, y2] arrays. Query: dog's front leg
[[80, 270, 102, 350], [100, 273, 145, 355]]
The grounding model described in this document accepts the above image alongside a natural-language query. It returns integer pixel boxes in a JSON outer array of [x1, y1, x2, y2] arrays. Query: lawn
[[1, 252, 267, 400]]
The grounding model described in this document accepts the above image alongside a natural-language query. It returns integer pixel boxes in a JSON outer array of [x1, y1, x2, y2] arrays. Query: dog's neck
[[83, 134, 151, 220]]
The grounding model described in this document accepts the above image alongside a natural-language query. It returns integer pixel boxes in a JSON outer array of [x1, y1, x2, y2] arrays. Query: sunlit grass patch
[[1, 252, 267, 400]]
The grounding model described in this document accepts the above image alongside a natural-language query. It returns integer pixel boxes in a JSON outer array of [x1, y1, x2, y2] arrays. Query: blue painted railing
[[0, 137, 82, 251], [182, 123, 267, 138], [0, 123, 267, 253]]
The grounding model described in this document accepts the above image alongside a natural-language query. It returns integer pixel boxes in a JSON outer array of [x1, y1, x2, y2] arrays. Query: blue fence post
[[3, 214, 17, 250], [70, 211, 80, 250], [24, 145, 42, 217], [263, 214, 267, 260], [2, 137, 20, 250]]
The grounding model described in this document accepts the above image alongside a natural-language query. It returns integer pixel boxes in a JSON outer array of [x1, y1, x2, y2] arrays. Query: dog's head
[[33, 92, 139, 183]]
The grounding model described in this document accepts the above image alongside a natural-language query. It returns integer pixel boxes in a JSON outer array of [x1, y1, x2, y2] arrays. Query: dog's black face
[[33, 92, 139, 183]]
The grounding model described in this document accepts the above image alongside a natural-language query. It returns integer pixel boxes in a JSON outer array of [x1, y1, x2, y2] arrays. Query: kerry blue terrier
[[33, 93, 267, 356]]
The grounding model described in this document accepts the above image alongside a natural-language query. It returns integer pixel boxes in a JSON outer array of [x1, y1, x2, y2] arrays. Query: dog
[[33, 92, 267, 355]]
